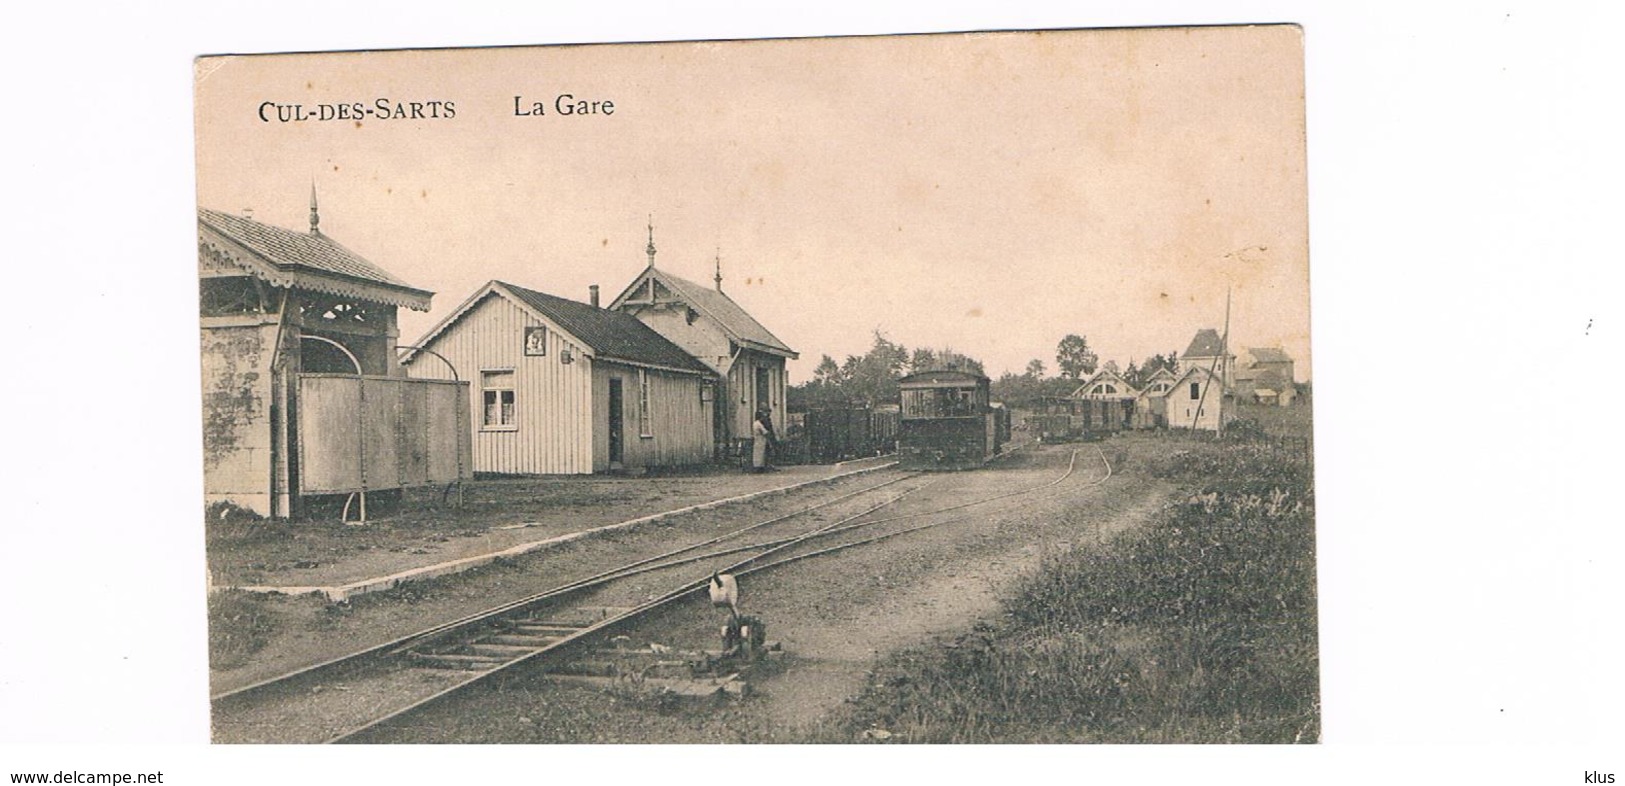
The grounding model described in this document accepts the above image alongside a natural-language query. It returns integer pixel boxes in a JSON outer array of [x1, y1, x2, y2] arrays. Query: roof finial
[[309, 181, 321, 235], [714, 246, 723, 292], [645, 214, 656, 268]]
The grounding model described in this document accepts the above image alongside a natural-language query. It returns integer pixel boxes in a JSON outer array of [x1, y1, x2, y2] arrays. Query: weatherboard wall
[[590, 360, 712, 472], [405, 293, 595, 475]]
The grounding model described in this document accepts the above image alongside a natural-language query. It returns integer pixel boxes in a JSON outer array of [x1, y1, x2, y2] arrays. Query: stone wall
[[200, 321, 278, 516]]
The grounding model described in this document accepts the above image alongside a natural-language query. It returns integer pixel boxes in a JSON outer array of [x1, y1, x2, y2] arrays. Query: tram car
[[897, 370, 1004, 470]]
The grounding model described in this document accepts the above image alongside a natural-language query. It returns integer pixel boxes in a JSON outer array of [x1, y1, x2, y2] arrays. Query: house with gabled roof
[[1167, 365, 1231, 432], [1132, 367, 1179, 429], [403, 280, 715, 475], [1234, 347, 1298, 406], [1068, 368, 1139, 432], [1179, 328, 1236, 387], [199, 194, 469, 518], [609, 232, 798, 452], [1071, 368, 1140, 400]]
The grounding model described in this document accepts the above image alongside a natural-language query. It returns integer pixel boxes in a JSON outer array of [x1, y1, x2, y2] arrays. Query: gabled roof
[[1141, 367, 1178, 384], [1136, 367, 1180, 399], [405, 281, 712, 375], [1246, 347, 1292, 364], [198, 208, 433, 310], [1070, 368, 1139, 399], [1182, 328, 1229, 358], [1170, 364, 1223, 389], [611, 266, 797, 358]]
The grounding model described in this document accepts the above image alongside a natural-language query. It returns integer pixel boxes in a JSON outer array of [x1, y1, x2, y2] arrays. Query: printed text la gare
[[513, 94, 615, 116]]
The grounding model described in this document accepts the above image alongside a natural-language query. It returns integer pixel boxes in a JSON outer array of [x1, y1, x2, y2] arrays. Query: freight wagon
[[1027, 395, 1132, 441]]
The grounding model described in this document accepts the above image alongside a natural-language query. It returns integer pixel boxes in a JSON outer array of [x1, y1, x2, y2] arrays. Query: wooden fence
[[297, 374, 473, 495]]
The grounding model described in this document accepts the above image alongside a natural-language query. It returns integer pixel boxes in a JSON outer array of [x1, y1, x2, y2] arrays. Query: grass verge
[[819, 434, 1318, 743]]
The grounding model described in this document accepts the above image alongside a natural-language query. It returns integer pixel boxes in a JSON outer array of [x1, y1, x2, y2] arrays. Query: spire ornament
[[645, 214, 656, 268], [309, 182, 321, 235]]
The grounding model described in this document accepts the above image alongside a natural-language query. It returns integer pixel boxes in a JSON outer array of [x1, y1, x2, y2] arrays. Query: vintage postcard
[[196, 26, 1313, 743]]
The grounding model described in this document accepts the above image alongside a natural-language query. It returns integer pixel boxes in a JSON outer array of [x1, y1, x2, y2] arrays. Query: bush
[[205, 500, 264, 525], [828, 438, 1318, 743]]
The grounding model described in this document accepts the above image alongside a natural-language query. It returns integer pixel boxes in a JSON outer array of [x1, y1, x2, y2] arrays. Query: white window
[[638, 370, 653, 437], [482, 369, 516, 429]]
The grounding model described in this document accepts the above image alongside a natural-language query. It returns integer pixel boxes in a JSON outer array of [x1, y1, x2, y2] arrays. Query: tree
[[1102, 359, 1120, 374], [909, 347, 938, 375], [813, 355, 843, 386], [1025, 358, 1046, 378], [1141, 352, 1179, 378], [936, 347, 985, 377], [838, 331, 910, 406], [1055, 334, 1098, 380], [1123, 360, 1142, 386], [790, 334, 984, 410]]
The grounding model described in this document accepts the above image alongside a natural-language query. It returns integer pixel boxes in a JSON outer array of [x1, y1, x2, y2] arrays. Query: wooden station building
[[403, 280, 715, 475], [609, 232, 798, 457]]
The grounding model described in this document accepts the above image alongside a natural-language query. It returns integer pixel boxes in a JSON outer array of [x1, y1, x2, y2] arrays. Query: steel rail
[[324, 476, 943, 743], [376, 472, 926, 656], [325, 449, 1095, 744], [211, 469, 917, 705], [742, 447, 1110, 577]]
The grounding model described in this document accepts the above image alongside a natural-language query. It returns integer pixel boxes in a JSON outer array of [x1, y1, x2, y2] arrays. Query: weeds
[[824, 436, 1318, 743], [206, 500, 264, 525], [208, 591, 279, 670]]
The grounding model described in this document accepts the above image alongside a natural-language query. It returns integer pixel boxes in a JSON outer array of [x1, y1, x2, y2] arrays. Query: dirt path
[[746, 458, 1171, 737]]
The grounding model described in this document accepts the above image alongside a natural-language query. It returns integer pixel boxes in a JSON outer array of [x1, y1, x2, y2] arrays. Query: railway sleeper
[[409, 652, 510, 671], [484, 633, 564, 647], [464, 643, 543, 657], [507, 623, 586, 636]]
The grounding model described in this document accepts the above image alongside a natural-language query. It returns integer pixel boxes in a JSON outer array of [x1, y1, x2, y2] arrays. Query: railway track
[[211, 448, 1110, 744]]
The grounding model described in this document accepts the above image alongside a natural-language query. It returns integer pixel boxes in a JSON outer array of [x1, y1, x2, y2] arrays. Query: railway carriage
[[897, 370, 1003, 470], [796, 405, 901, 463]]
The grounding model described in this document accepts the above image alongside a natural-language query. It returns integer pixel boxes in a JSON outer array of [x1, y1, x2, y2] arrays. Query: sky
[[195, 26, 1309, 383]]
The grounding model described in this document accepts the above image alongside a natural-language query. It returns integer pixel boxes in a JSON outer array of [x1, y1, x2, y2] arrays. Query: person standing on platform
[[751, 409, 776, 472]]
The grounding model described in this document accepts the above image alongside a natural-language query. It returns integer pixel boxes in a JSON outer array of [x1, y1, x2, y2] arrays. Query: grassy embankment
[[824, 415, 1318, 743]]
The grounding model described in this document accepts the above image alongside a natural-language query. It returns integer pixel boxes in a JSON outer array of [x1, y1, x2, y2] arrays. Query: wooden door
[[608, 378, 624, 466]]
